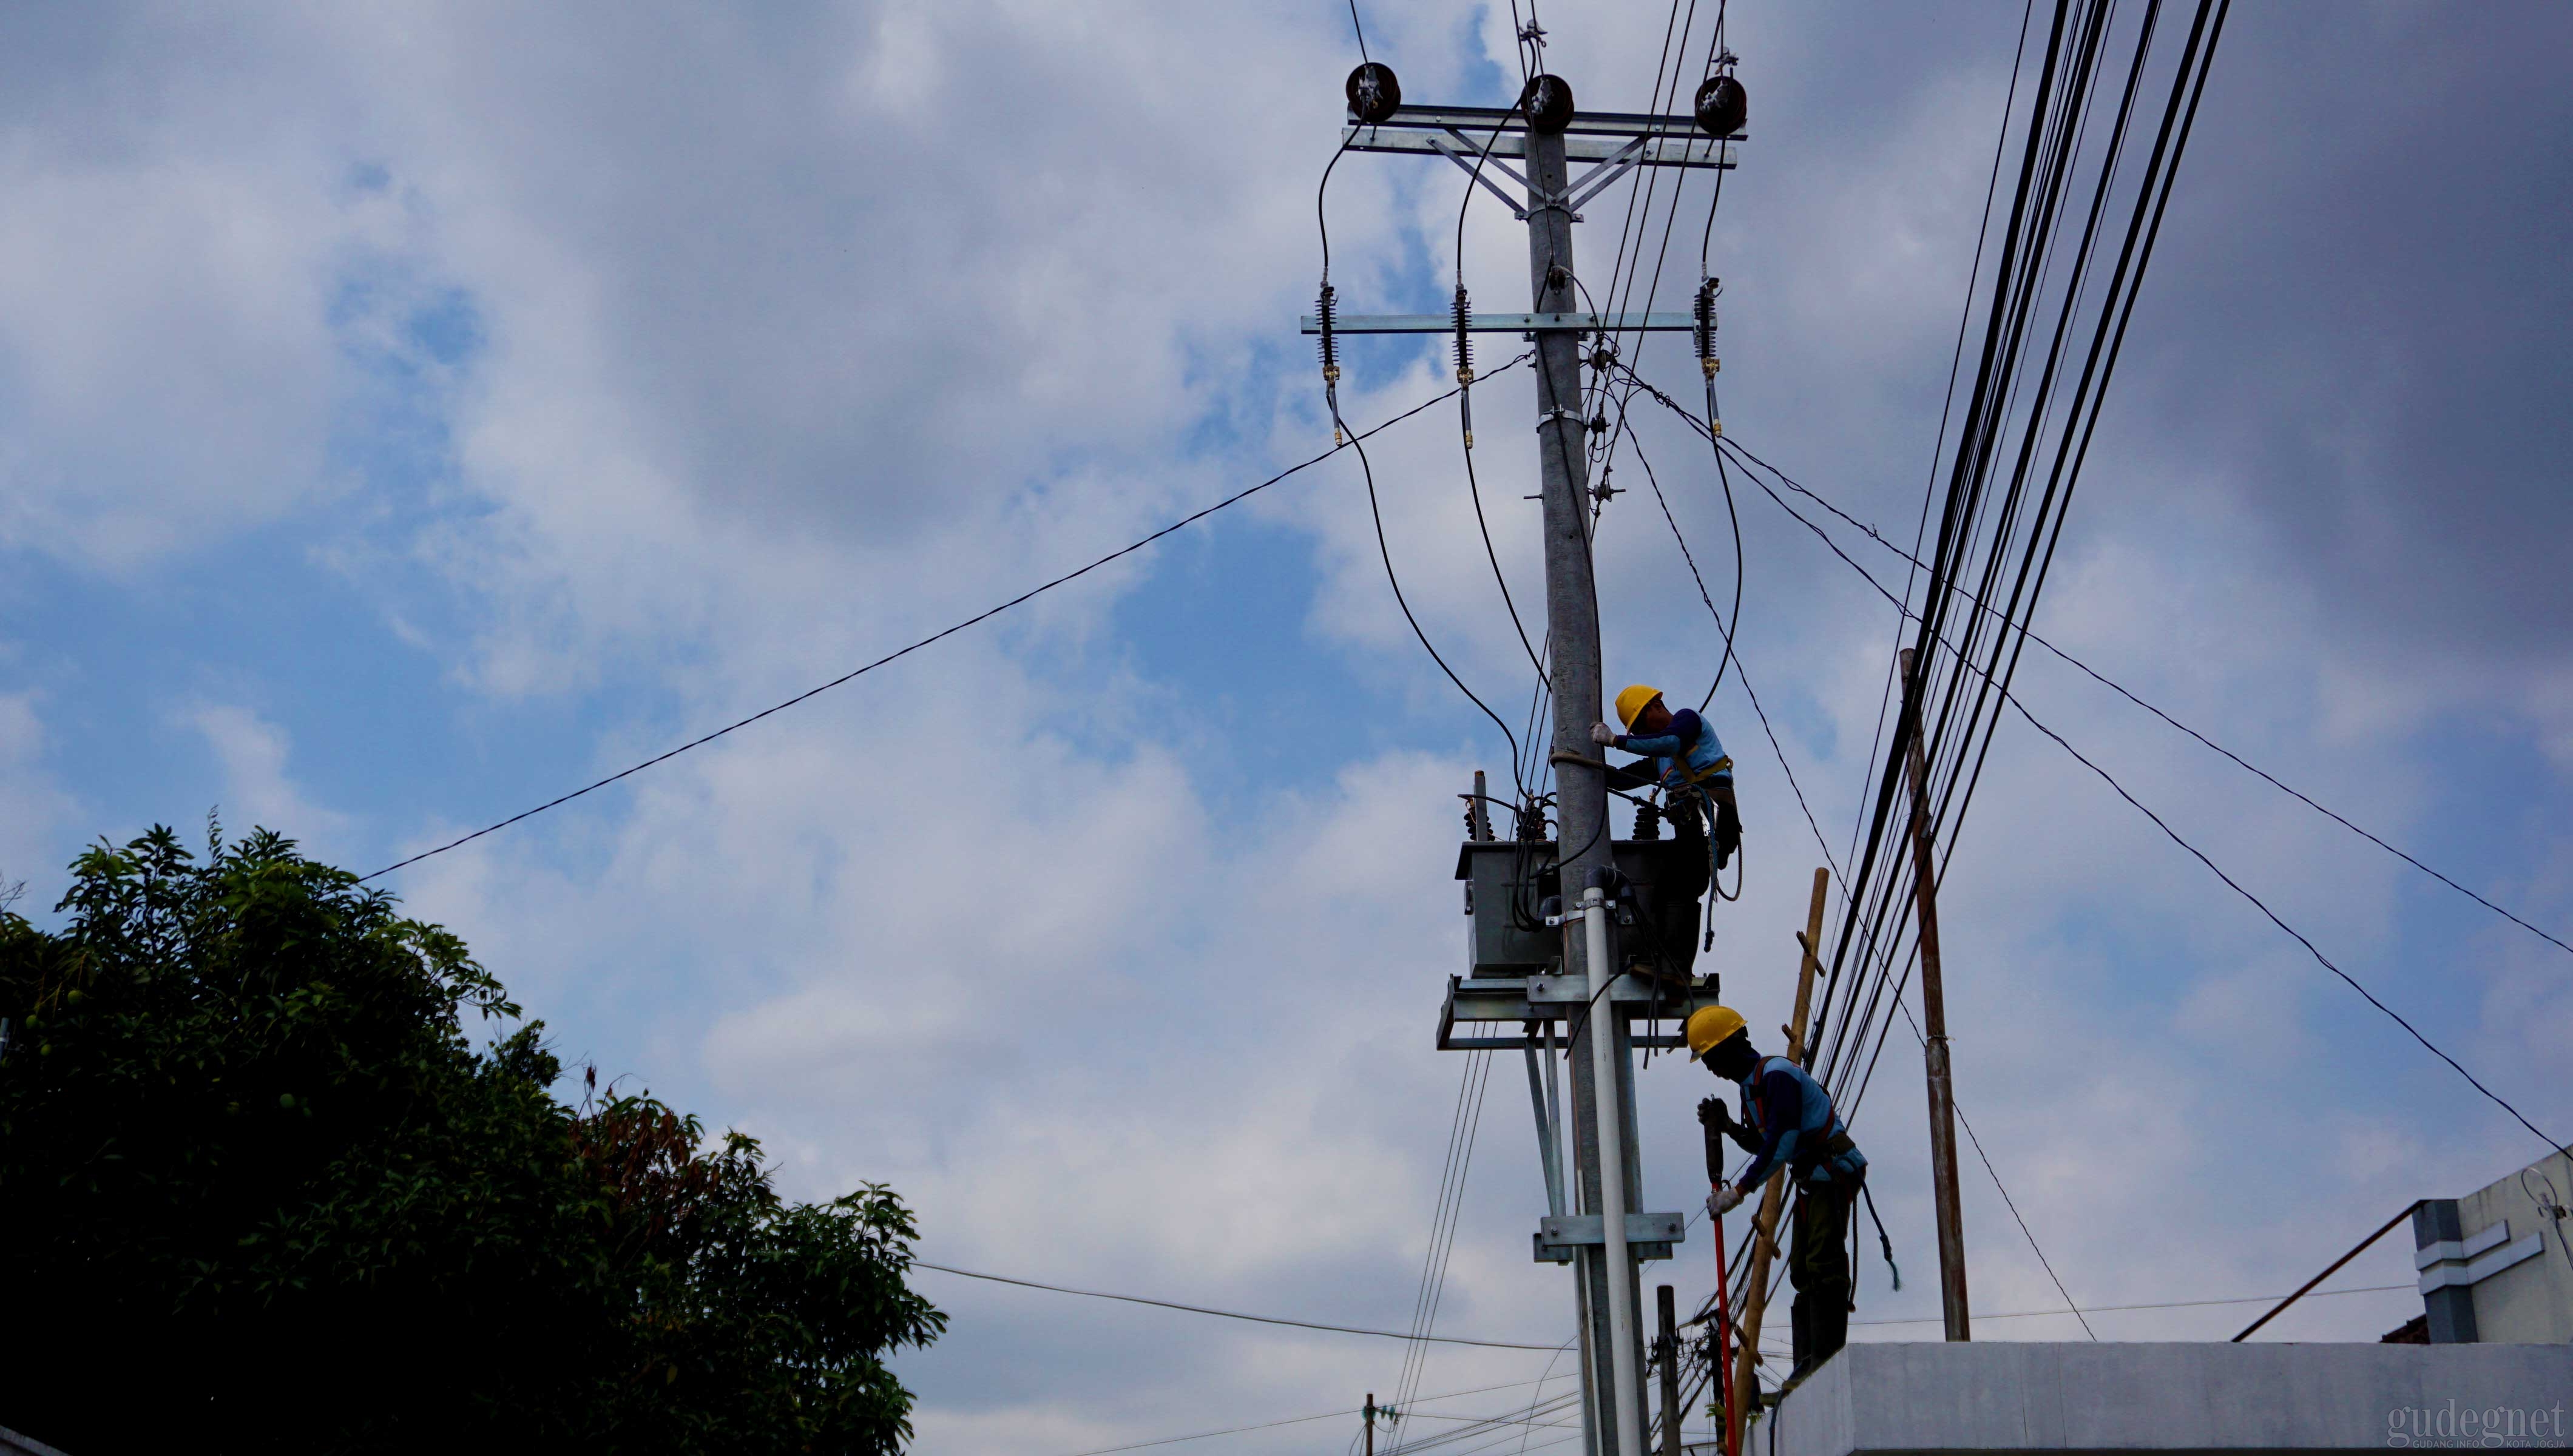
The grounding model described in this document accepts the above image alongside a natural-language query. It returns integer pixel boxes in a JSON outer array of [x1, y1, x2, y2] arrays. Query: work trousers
[[1788, 1175, 1855, 1373]]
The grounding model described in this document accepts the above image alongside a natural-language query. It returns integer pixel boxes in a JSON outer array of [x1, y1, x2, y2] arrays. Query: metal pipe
[[1584, 885, 1645, 1456], [2232, 1201, 2422, 1342], [1545, 1021, 1564, 1190], [1527, 1043, 1566, 1217]]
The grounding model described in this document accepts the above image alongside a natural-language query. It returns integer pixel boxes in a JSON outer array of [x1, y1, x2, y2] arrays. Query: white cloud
[[0, 691, 78, 894], [5, 4, 2572, 1453], [178, 702, 351, 850]]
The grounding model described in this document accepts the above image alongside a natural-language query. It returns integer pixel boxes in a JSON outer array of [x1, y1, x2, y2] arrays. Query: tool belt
[[1668, 755, 1734, 793], [1798, 1128, 1862, 1187]]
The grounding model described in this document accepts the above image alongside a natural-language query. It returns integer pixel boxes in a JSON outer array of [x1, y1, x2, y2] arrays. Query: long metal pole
[[1528, 1044, 1566, 1218], [1584, 888, 1645, 1456], [1898, 649, 1972, 1341], [1523, 113, 1627, 1456]]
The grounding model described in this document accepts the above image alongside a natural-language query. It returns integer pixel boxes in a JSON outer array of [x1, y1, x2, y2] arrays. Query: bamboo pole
[[1728, 867, 1828, 1453]]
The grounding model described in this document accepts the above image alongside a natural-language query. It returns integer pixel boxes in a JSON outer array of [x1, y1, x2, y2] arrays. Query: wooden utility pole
[[1898, 648, 1971, 1341], [1728, 866, 1827, 1454], [1656, 1285, 1682, 1456]]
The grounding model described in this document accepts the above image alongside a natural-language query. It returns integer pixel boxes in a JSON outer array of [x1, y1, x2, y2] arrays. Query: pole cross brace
[[1298, 311, 1699, 335], [1436, 974, 1723, 1050], [1534, 1211, 1686, 1264], [1425, 131, 1541, 220]]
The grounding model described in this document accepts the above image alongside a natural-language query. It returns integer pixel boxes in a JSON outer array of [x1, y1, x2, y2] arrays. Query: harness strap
[[1859, 1179, 1901, 1292]]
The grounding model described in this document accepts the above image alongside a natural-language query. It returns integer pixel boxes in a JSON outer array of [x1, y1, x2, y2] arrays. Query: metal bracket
[[1534, 1211, 1686, 1264], [1299, 311, 1698, 335], [1425, 131, 1540, 220], [1537, 407, 1581, 435], [1342, 107, 1738, 171], [1563, 134, 1649, 215], [1438, 973, 1723, 1051]]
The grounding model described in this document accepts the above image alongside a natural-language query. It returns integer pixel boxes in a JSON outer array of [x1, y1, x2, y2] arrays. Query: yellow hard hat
[[1615, 684, 1665, 732], [1685, 1005, 1748, 1062]]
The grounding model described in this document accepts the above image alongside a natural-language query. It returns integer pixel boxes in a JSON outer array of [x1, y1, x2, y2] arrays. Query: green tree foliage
[[0, 825, 944, 1454]]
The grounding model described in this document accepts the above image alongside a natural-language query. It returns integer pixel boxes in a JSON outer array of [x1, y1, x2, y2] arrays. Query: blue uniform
[[1612, 707, 1732, 793], [1733, 1054, 1865, 1191], [1729, 1052, 1866, 1372]]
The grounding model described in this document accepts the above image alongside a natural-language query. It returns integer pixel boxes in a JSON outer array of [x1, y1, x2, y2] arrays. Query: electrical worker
[[1589, 684, 1740, 869], [1686, 1005, 1865, 1384]]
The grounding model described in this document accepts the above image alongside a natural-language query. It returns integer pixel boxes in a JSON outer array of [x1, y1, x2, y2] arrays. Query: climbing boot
[[1808, 1297, 1850, 1372]]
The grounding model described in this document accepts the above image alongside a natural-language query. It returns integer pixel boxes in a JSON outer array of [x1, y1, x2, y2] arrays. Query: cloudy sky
[[5, 1, 2571, 1451]]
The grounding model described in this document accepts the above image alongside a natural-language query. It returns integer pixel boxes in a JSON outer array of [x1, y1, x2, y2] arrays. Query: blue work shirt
[[1734, 1055, 1865, 1190], [1613, 707, 1733, 792]]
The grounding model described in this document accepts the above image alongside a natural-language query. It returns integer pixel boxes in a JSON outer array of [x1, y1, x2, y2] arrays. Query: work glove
[[1708, 1183, 1745, 1218], [1589, 721, 1618, 746]]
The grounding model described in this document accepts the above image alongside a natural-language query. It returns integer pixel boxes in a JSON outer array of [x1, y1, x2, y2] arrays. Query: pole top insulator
[[1521, 73, 1575, 134], [1695, 73, 1746, 136], [1346, 62, 1402, 124]]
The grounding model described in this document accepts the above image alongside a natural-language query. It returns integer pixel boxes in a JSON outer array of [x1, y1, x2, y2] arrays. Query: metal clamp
[[1538, 407, 1580, 432], [1533, 1211, 1685, 1264]]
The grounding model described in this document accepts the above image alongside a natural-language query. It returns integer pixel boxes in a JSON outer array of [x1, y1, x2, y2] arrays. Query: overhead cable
[[1645, 388, 2569, 1158], [1854, 1281, 2413, 1327], [1040, 1375, 1566, 1456], [360, 360, 1524, 881], [909, 1262, 1562, 1350], [1717, 429, 2573, 968]]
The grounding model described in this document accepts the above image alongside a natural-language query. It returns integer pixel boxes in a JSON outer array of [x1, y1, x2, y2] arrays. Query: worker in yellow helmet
[[1589, 684, 1740, 869], [1685, 1005, 1866, 1382]]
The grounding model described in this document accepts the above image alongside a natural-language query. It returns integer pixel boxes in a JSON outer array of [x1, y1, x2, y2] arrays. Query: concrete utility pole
[[1898, 648, 1971, 1341], [1524, 117, 1648, 1456], [1308, 74, 1737, 1456]]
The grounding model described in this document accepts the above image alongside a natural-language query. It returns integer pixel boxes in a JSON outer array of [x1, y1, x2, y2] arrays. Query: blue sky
[[5, 2, 2572, 1452]]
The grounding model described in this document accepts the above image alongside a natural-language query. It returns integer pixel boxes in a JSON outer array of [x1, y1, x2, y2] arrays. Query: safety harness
[[1736, 1055, 1864, 1187]]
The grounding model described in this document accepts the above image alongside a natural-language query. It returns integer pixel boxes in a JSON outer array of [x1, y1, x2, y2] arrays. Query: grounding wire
[[1334, 382, 1538, 801], [1393, 1053, 1485, 1413], [1394, 1050, 1498, 1426], [359, 363, 1520, 881]]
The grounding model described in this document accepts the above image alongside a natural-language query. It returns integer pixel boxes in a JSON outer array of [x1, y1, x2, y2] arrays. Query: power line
[[1851, 1282, 2413, 1327], [1629, 400, 2091, 1354], [360, 362, 1523, 882], [2003, 693, 2570, 1158], [909, 1261, 1563, 1350], [1626, 388, 2573, 980], [1648, 393, 2569, 1158], [1043, 1376, 1563, 1456], [1392, 1050, 1499, 1422], [1340, 389, 1535, 798], [1719, 430, 2573, 968]]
